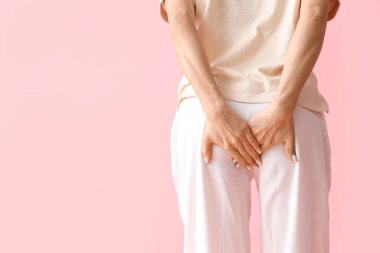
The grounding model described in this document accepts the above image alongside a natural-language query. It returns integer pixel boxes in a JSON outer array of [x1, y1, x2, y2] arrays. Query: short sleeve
[[159, 0, 169, 23]]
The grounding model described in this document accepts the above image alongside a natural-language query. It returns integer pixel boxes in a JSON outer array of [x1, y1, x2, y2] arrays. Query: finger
[[284, 127, 297, 163], [241, 130, 262, 167], [245, 126, 262, 154], [202, 136, 213, 164], [227, 145, 249, 169], [231, 138, 255, 169], [233, 160, 241, 169], [284, 136, 297, 163]]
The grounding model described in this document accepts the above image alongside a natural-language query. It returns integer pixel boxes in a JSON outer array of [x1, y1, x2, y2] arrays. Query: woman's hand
[[202, 104, 262, 170], [243, 103, 299, 165]]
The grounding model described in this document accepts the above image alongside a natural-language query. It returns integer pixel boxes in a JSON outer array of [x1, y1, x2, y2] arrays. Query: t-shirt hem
[[175, 85, 330, 114]]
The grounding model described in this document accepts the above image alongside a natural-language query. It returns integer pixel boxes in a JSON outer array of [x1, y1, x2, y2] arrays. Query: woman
[[159, 0, 340, 252]]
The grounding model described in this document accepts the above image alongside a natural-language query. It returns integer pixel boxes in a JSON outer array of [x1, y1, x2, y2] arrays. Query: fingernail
[[204, 156, 209, 164], [235, 163, 240, 168], [292, 154, 298, 163], [256, 160, 262, 166], [247, 166, 253, 170], [253, 164, 259, 170]]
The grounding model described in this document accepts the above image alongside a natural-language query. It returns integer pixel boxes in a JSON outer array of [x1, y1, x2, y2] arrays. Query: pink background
[[0, 0, 378, 252]]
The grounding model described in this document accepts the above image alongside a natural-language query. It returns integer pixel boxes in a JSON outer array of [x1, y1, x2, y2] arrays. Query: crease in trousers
[[170, 97, 332, 253]]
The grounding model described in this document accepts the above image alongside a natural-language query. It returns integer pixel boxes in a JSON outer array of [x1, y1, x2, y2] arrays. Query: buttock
[[170, 96, 332, 253], [171, 96, 330, 173]]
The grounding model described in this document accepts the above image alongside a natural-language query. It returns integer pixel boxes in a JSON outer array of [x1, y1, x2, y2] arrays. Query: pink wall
[[0, 0, 378, 252]]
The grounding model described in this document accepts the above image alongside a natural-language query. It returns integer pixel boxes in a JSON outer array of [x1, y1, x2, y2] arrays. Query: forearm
[[272, 7, 328, 115], [169, 16, 226, 119]]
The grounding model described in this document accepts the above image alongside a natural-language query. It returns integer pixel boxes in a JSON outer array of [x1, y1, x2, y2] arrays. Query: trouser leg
[[170, 97, 257, 253], [251, 105, 332, 253]]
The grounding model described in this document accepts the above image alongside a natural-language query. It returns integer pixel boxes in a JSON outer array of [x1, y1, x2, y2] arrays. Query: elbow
[[310, 7, 328, 22], [170, 11, 195, 28], [169, 12, 197, 39], [299, 6, 328, 33], [301, 5, 329, 23]]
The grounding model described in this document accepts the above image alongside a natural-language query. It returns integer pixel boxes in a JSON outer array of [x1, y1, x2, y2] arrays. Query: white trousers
[[170, 97, 331, 253]]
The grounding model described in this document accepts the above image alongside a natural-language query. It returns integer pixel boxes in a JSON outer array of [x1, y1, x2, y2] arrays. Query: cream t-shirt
[[159, 0, 330, 113]]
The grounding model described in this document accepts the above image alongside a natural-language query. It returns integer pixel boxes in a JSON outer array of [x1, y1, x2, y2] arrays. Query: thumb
[[284, 133, 298, 163], [202, 136, 213, 164]]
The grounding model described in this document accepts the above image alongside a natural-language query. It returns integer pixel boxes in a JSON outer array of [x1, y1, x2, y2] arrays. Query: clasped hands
[[202, 102, 298, 170], [201, 0, 340, 170]]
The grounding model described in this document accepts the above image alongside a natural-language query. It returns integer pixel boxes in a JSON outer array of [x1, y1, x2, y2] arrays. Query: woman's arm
[[246, 0, 334, 163], [271, 0, 331, 116], [160, 0, 263, 169], [160, 0, 226, 118]]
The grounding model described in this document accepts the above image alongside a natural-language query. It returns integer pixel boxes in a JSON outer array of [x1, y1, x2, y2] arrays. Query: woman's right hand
[[201, 104, 262, 170]]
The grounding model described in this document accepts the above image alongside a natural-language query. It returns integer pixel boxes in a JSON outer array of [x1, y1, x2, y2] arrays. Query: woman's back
[[159, 0, 330, 113]]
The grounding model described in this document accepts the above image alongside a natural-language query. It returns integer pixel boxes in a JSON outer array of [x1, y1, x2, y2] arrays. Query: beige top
[[159, 0, 330, 113]]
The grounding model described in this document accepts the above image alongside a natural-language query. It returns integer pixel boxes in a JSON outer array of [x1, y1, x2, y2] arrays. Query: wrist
[[270, 97, 296, 119], [203, 96, 227, 120]]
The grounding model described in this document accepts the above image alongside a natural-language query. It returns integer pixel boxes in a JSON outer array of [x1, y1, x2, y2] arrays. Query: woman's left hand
[[237, 103, 298, 165]]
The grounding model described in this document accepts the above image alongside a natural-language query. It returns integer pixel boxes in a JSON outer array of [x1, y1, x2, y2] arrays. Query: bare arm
[[246, 0, 336, 162], [160, 0, 263, 169], [271, 0, 331, 116], [160, 0, 226, 119]]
